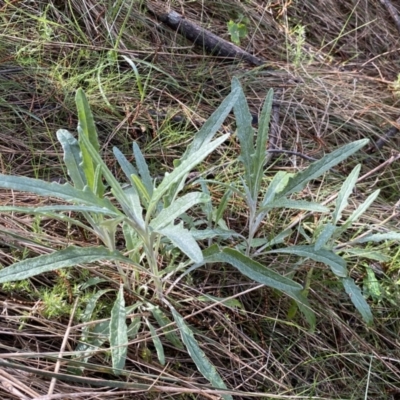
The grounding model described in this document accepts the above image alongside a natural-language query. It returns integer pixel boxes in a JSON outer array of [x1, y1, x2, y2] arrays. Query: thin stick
[[47, 297, 80, 396]]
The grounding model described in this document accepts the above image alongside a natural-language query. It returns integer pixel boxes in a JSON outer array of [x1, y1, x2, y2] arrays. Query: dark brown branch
[[148, 5, 266, 66], [368, 116, 400, 153], [379, 0, 400, 34]]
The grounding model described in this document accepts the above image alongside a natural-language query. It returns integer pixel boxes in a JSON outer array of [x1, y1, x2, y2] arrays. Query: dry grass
[[1, 0, 400, 399]]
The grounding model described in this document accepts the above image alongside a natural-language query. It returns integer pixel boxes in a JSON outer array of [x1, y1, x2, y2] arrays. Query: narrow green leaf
[[190, 227, 238, 241], [146, 319, 165, 366], [113, 146, 138, 184], [332, 164, 361, 224], [110, 285, 128, 374], [0, 246, 127, 283], [268, 245, 347, 277], [215, 189, 232, 224], [149, 133, 230, 214], [186, 85, 240, 158], [131, 174, 151, 205], [259, 199, 329, 213], [261, 171, 291, 207], [354, 232, 400, 243], [57, 129, 86, 189], [133, 142, 153, 197], [205, 248, 315, 328], [151, 192, 210, 230], [0, 205, 119, 216], [150, 306, 184, 350], [155, 222, 203, 263], [252, 88, 273, 197], [76, 88, 100, 152], [170, 308, 232, 400], [344, 190, 380, 227], [0, 174, 114, 209], [232, 78, 254, 192], [314, 222, 336, 250], [342, 277, 373, 325], [76, 88, 104, 196], [78, 132, 144, 229], [279, 139, 369, 196]]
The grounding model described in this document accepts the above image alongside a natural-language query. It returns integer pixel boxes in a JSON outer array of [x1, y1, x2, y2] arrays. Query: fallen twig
[[147, 3, 266, 66]]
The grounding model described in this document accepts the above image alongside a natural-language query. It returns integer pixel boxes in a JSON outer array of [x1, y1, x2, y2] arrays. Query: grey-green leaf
[[314, 222, 336, 250], [171, 308, 232, 400], [259, 199, 329, 213], [151, 192, 210, 230], [155, 222, 203, 263], [279, 139, 369, 197], [342, 277, 373, 325], [205, 248, 315, 328], [57, 129, 86, 189], [268, 245, 348, 277], [0, 174, 113, 209], [354, 232, 400, 243], [0, 246, 127, 283], [149, 133, 230, 212], [146, 319, 165, 366], [133, 142, 153, 197], [110, 285, 128, 374], [332, 164, 361, 224]]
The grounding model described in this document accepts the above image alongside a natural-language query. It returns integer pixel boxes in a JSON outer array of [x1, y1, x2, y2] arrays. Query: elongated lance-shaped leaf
[[0, 174, 115, 210], [133, 142, 153, 198], [332, 164, 361, 224], [145, 319, 165, 366], [0, 246, 129, 283], [170, 308, 233, 400], [232, 78, 254, 193], [279, 139, 369, 197], [0, 205, 120, 217], [57, 129, 86, 189], [75, 88, 104, 197], [314, 222, 336, 251], [150, 192, 210, 230], [252, 88, 273, 198], [353, 232, 400, 243], [268, 245, 347, 277], [155, 222, 203, 264], [205, 248, 315, 328], [150, 306, 184, 349], [185, 85, 240, 158], [79, 132, 145, 231], [148, 133, 230, 217], [215, 189, 232, 225], [344, 189, 380, 227], [113, 146, 138, 184], [110, 285, 128, 374], [342, 277, 373, 325], [262, 171, 291, 207], [259, 199, 329, 213]]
